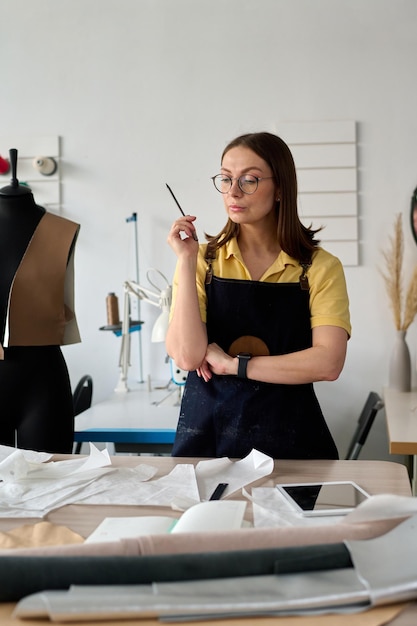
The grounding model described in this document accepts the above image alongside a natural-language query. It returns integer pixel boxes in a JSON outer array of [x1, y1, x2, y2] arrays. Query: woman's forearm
[[202, 326, 348, 385], [246, 341, 346, 384], [165, 257, 208, 371]]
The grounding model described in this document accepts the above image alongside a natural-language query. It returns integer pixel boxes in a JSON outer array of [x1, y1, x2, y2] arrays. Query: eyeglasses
[[211, 174, 275, 195]]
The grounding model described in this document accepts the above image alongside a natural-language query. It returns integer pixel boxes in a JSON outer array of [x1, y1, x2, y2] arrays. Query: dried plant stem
[[403, 266, 417, 330], [381, 213, 417, 331]]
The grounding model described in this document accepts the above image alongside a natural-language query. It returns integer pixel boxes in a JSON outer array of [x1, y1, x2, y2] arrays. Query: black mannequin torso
[[0, 193, 45, 339], [0, 163, 77, 454]]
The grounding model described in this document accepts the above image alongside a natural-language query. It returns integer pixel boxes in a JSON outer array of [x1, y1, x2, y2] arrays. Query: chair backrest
[[345, 391, 384, 460], [73, 375, 93, 416]]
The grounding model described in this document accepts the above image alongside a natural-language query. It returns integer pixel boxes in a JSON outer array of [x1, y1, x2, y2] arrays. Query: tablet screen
[[276, 481, 369, 516]]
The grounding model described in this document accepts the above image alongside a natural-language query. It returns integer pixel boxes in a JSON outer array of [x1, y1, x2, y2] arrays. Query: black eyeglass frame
[[211, 174, 275, 195]]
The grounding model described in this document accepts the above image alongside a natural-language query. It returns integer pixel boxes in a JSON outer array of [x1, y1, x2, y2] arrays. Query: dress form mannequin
[[0, 178, 45, 342], [0, 150, 80, 453]]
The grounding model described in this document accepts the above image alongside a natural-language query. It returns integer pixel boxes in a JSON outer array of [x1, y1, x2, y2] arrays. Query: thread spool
[[0, 155, 10, 175], [32, 156, 58, 176], [106, 293, 120, 326]]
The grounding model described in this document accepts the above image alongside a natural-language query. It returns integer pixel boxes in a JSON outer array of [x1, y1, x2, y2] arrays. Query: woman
[[166, 132, 350, 459]]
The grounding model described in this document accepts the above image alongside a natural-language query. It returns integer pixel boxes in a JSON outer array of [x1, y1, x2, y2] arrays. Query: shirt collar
[[224, 239, 299, 274], [224, 238, 240, 260], [225, 239, 298, 266]]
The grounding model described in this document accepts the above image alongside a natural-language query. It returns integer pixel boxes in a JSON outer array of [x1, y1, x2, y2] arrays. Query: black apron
[[172, 271, 338, 460]]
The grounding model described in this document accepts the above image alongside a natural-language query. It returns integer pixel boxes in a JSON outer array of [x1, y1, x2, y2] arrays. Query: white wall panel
[[275, 120, 356, 144], [0, 136, 59, 156], [318, 241, 359, 266], [301, 216, 358, 240], [298, 168, 357, 193], [274, 121, 359, 265], [26, 180, 61, 205], [298, 193, 357, 217], [291, 144, 357, 169]]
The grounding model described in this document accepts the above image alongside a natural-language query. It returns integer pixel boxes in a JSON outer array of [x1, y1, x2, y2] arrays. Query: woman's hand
[[197, 343, 237, 382], [167, 216, 199, 257]]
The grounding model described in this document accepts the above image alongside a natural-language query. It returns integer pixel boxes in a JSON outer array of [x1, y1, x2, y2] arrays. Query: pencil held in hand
[[166, 183, 198, 241]]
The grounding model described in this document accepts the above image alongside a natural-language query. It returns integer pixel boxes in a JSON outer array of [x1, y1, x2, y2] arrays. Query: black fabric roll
[[0, 543, 352, 602]]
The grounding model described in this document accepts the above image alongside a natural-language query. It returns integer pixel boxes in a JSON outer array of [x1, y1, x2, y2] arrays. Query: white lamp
[[116, 269, 174, 392], [150, 286, 172, 343]]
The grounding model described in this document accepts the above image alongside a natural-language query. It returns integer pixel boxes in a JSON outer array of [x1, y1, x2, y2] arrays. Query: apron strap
[[205, 244, 216, 285], [299, 262, 311, 290]]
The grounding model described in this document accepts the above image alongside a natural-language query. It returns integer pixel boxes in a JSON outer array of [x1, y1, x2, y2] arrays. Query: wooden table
[[0, 456, 410, 537], [383, 387, 417, 493], [0, 603, 413, 626], [383, 388, 417, 455], [0, 455, 413, 626]]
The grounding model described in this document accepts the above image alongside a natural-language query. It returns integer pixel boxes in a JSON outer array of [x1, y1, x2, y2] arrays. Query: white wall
[[2, 0, 417, 462]]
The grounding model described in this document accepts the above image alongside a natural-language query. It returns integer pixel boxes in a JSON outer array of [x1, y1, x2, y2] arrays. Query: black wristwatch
[[237, 353, 252, 379]]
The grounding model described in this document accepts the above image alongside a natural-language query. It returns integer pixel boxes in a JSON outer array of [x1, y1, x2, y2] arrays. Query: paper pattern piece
[[85, 516, 178, 542], [78, 463, 200, 507], [0, 444, 201, 516], [0, 445, 271, 519], [0, 444, 114, 517], [0, 444, 52, 465], [196, 449, 274, 501], [85, 500, 247, 543], [249, 489, 417, 530], [85, 500, 246, 543], [0, 447, 52, 482]]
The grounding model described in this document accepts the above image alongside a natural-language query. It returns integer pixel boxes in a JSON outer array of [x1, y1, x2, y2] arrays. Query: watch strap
[[237, 353, 252, 379]]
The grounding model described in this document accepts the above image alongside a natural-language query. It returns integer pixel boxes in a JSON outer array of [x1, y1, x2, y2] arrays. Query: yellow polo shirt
[[171, 238, 351, 337]]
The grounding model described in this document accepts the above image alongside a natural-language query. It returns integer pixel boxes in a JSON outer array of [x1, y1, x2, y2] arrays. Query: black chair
[[73, 375, 93, 454], [345, 391, 384, 460]]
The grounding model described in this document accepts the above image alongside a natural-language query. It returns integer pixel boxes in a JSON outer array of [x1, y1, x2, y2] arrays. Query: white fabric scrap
[[196, 449, 274, 501]]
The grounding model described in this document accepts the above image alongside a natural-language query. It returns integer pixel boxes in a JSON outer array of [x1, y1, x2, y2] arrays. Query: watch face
[[237, 353, 251, 359]]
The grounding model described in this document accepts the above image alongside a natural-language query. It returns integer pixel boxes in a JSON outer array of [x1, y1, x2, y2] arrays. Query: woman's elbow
[[166, 346, 205, 373], [166, 324, 207, 372], [323, 367, 342, 382], [169, 354, 202, 372], [313, 327, 348, 382], [321, 355, 346, 382]]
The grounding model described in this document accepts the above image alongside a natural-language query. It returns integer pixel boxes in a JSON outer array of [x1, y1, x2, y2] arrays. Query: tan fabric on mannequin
[[4, 213, 80, 350]]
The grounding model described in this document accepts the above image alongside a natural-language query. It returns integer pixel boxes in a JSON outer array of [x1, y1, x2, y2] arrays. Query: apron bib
[[172, 273, 338, 460]]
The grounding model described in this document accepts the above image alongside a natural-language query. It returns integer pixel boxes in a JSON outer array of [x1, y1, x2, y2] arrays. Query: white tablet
[[276, 480, 370, 516]]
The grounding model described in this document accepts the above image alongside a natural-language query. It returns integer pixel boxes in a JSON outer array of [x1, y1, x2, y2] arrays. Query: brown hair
[[206, 132, 321, 264]]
